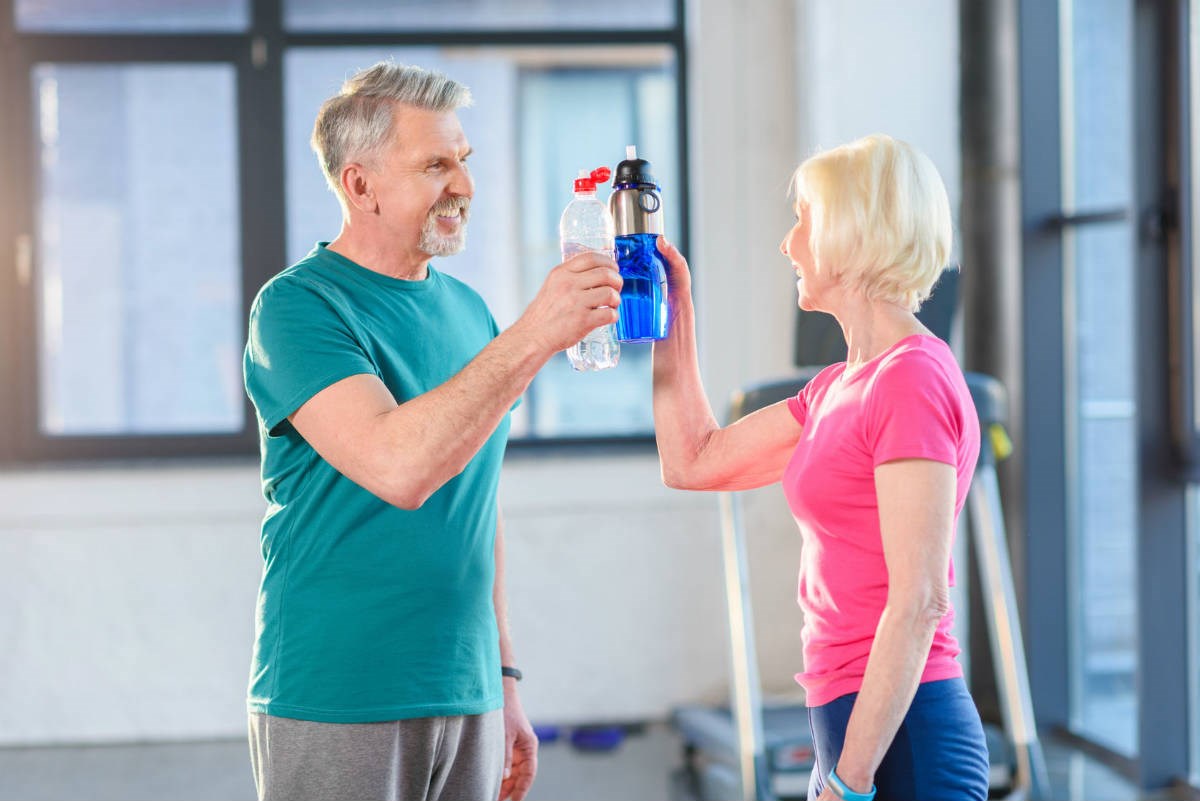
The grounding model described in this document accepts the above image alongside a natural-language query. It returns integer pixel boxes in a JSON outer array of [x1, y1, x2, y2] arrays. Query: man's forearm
[[378, 324, 546, 508], [494, 510, 516, 667]]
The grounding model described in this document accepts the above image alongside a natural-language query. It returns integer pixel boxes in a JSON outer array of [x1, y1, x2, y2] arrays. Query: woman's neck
[[833, 293, 930, 371]]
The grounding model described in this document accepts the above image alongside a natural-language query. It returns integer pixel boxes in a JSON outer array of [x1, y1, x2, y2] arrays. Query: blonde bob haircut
[[792, 134, 953, 312]]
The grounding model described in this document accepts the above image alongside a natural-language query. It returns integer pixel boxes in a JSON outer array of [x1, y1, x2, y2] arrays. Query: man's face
[[369, 104, 474, 260]]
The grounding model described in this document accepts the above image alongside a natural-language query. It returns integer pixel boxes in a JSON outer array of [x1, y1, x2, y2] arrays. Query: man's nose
[[450, 163, 474, 198]]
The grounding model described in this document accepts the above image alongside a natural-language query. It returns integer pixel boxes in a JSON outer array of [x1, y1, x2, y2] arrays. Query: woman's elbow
[[893, 584, 951, 628], [661, 462, 716, 491], [661, 464, 693, 490]]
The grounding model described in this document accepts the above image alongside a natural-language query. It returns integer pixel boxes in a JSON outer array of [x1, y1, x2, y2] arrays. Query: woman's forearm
[[833, 597, 945, 792], [651, 292, 723, 489]]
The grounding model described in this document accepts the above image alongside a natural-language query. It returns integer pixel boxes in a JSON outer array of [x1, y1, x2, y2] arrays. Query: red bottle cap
[[574, 166, 612, 193]]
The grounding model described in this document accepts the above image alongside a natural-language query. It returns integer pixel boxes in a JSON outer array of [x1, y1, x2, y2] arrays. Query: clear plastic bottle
[[560, 167, 620, 371]]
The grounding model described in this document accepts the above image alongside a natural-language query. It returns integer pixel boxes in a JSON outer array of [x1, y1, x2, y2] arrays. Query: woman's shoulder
[[878, 334, 958, 372], [869, 335, 968, 400]]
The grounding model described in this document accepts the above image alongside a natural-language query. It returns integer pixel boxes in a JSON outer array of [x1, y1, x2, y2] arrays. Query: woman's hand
[[656, 236, 694, 334]]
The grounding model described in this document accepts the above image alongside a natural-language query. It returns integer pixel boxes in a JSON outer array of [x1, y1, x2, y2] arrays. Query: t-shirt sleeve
[[244, 277, 377, 435], [786, 385, 811, 425], [864, 351, 964, 467], [786, 365, 840, 425]]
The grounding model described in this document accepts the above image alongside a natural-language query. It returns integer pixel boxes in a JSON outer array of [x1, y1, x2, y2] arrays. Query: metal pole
[[960, 0, 1027, 722]]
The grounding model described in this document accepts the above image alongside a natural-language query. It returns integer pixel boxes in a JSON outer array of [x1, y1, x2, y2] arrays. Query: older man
[[242, 62, 621, 801]]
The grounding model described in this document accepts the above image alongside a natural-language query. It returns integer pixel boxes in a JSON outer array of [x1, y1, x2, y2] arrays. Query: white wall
[[0, 0, 959, 746], [797, 0, 962, 236]]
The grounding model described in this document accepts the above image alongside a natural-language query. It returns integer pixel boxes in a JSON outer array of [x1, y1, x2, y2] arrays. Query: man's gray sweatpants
[[248, 710, 504, 801]]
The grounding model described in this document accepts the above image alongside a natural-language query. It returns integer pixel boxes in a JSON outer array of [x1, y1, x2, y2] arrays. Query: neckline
[[312, 242, 439, 292], [839, 333, 941, 384]]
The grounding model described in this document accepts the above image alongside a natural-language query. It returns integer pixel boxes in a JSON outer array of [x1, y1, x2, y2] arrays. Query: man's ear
[[340, 163, 378, 214]]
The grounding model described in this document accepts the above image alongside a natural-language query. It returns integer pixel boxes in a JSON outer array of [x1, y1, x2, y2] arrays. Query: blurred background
[[0, 0, 1196, 799]]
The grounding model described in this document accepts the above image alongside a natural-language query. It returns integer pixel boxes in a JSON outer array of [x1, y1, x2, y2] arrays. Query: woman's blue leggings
[[807, 678, 990, 801]]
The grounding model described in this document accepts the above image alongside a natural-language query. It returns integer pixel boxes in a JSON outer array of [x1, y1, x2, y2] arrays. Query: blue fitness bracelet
[[827, 763, 876, 801]]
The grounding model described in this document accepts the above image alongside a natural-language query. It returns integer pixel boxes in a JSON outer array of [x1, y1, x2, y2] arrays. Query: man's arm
[[290, 251, 621, 509], [495, 508, 537, 801]]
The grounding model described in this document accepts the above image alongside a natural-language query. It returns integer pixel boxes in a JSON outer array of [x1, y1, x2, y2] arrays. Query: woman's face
[[780, 200, 823, 311]]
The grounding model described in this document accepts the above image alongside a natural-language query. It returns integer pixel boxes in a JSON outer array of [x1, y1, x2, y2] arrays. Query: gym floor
[[0, 722, 1173, 801]]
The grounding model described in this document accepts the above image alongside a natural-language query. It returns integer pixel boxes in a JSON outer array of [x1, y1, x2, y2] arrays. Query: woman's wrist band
[[501, 666, 523, 681], [828, 763, 876, 801]]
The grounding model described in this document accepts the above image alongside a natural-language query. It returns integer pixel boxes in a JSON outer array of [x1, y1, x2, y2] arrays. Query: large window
[[32, 63, 243, 436], [0, 0, 687, 461], [1059, 0, 1138, 758], [1024, 0, 1198, 790]]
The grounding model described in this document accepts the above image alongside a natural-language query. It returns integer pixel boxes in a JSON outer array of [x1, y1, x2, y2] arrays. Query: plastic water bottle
[[609, 145, 669, 342], [560, 167, 620, 371]]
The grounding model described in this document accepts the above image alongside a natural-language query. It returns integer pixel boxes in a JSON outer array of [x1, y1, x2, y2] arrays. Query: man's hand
[[499, 679, 538, 801], [511, 251, 622, 355]]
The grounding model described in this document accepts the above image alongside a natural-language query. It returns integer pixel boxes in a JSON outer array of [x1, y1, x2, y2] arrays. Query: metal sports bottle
[[608, 146, 669, 342]]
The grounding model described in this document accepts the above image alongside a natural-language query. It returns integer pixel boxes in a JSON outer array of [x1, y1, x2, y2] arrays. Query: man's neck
[[327, 229, 430, 281]]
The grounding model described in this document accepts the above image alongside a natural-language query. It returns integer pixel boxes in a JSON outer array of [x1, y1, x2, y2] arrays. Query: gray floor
[[0, 722, 1177, 801]]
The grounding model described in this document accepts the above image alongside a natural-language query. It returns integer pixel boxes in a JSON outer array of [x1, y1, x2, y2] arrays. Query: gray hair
[[311, 61, 473, 208]]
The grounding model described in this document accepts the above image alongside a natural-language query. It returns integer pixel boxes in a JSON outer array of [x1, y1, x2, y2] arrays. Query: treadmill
[[670, 273, 1050, 801]]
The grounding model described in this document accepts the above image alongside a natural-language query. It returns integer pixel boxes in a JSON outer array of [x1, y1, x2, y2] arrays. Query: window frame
[[1019, 0, 1196, 791], [0, 0, 689, 463]]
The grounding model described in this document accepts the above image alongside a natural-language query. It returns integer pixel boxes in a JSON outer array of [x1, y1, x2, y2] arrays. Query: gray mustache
[[431, 197, 470, 218]]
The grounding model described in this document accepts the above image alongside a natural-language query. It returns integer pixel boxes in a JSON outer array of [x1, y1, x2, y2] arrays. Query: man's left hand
[[499, 679, 538, 801]]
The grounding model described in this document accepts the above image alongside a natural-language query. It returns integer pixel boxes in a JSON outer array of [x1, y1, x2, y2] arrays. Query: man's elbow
[[380, 465, 465, 510], [379, 475, 434, 511]]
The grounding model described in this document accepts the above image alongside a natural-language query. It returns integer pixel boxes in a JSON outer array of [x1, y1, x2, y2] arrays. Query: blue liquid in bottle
[[614, 233, 669, 343]]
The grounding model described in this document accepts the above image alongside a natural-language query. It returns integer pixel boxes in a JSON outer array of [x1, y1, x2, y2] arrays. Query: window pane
[[1062, 0, 1138, 757], [284, 46, 679, 439], [16, 0, 248, 32], [34, 64, 243, 435], [284, 0, 673, 32]]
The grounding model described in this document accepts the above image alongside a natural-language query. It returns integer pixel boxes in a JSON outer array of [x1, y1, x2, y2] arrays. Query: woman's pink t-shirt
[[783, 334, 980, 707]]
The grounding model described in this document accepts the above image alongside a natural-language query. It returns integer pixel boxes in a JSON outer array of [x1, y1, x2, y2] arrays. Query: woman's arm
[[823, 457, 957, 796], [652, 238, 802, 492]]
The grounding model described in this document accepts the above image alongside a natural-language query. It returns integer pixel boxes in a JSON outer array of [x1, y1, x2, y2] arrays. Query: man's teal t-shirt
[[243, 243, 510, 723]]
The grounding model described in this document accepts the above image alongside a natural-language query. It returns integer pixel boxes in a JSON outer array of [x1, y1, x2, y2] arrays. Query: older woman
[[652, 134, 989, 801]]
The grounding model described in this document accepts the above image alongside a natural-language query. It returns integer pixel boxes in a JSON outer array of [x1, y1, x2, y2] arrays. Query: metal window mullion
[[1018, 0, 1072, 731], [1134, 0, 1191, 789]]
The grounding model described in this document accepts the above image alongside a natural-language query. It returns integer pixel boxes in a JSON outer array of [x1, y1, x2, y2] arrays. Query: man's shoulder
[[432, 268, 494, 316], [253, 251, 346, 309]]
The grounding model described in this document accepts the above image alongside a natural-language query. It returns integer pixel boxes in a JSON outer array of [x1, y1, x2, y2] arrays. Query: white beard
[[419, 199, 470, 257]]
